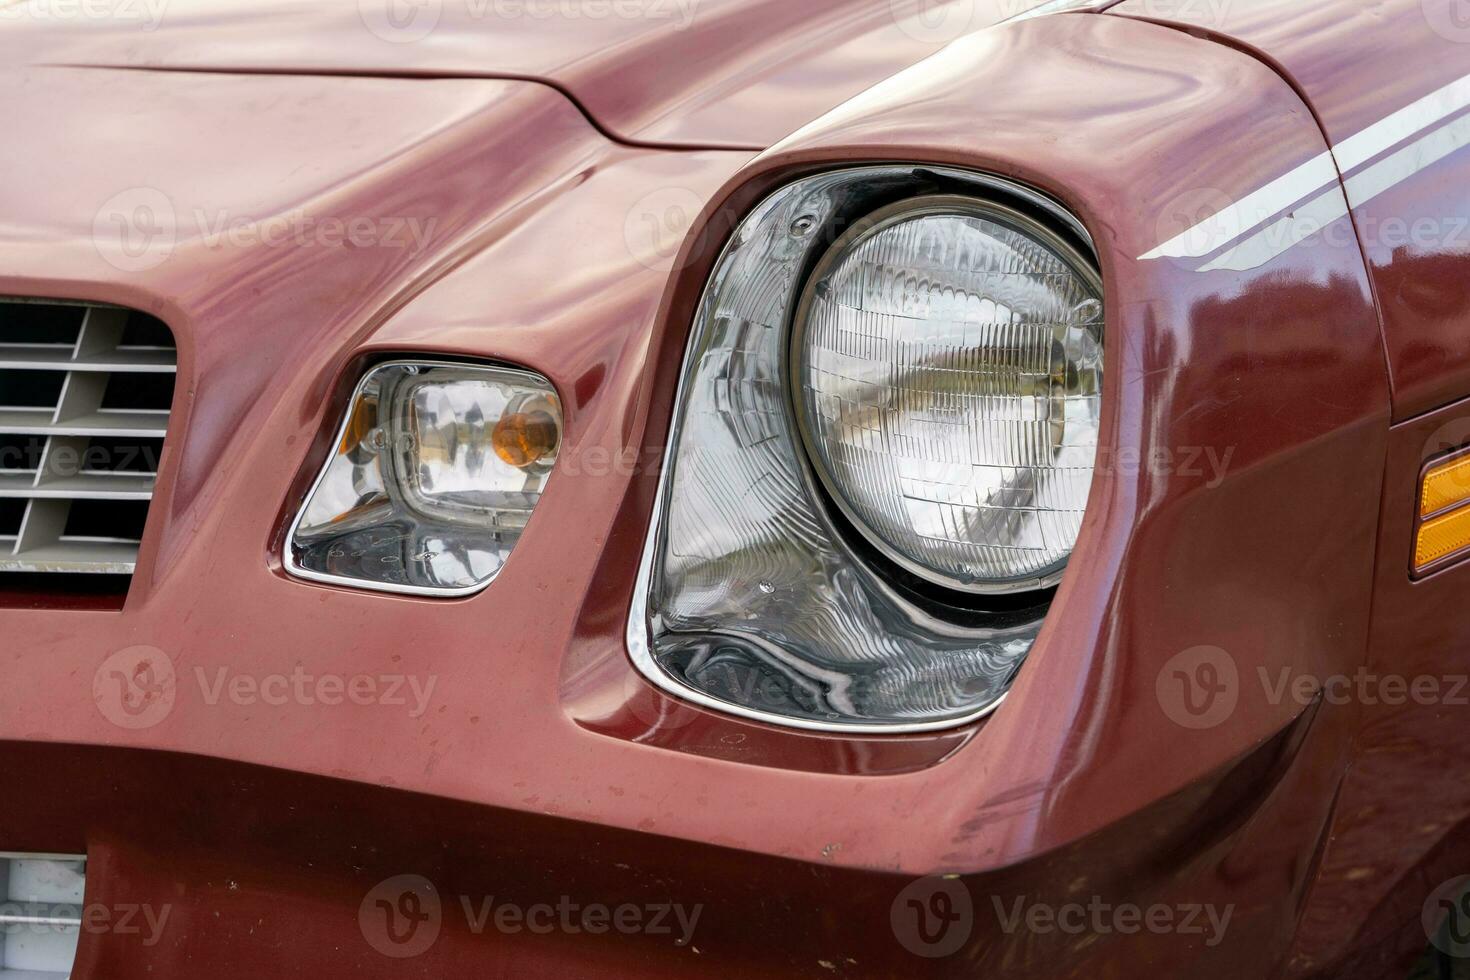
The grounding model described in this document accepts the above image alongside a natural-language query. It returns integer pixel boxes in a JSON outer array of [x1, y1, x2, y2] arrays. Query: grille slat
[[0, 346, 177, 372], [0, 410, 170, 439], [0, 301, 176, 578], [8, 541, 143, 575], [0, 474, 155, 500]]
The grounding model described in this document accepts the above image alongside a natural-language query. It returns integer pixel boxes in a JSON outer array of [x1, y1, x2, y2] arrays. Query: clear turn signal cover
[[287, 361, 561, 596]]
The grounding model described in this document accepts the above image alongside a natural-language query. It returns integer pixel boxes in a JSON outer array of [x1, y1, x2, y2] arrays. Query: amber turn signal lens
[[338, 393, 378, 454], [1417, 507, 1470, 569], [1416, 451, 1470, 572], [493, 410, 560, 468], [1422, 453, 1470, 517]]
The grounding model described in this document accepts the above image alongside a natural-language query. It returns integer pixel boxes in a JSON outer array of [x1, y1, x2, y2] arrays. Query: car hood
[[0, 0, 1062, 147]]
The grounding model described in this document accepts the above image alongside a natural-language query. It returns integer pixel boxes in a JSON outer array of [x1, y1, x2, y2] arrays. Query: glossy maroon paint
[[0, 2, 1462, 977], [1115, 0, 1470, 421], [1286, 397, 1470, 980], [1114, 2, 1470, 973], [0, 0, 1035, 148]]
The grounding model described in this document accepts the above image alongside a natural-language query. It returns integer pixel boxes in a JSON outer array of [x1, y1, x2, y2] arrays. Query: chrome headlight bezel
[[628, 164, 1104, 733], [284, 358, 561, 599]]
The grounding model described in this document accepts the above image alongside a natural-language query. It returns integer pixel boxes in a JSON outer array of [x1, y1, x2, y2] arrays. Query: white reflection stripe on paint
[[1333, 72, 1470, 172], [1139, 69, 1470, 267], [1196, 186, 1349, 272], [1139, 152, 1338, 260], [1007, 0, 1114, 23], [1343, 108, 1470, 209]]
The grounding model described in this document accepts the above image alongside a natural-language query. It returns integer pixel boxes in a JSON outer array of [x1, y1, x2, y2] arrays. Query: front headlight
[[286, 360, 561, 597], [629, 166, 1104, 731], [793, 195, 1103, 593]]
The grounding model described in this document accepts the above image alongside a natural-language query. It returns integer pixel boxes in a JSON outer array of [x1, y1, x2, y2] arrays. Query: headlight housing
[[286, 360, 561, 597], [629, 166, 1104, 732]]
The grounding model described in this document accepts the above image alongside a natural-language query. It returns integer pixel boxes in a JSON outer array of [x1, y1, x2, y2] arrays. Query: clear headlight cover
[[287, 361, 561, 596], [793, 196, 1104, 593], [629, 167, 1104, 732]]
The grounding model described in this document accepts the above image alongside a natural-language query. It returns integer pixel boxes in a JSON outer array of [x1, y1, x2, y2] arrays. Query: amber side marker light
[[1415, 450, 1470, 573]]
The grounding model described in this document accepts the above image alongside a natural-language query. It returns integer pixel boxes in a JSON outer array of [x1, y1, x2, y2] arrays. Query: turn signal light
[[286, 361, 562, 596], [493, 410, 560, 469], [1415, 451, 1470, 573], [1422, 453, 1470, 517]]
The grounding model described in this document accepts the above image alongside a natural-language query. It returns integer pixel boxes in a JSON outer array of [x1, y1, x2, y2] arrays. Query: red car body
[[1, 0, 1469, 975]]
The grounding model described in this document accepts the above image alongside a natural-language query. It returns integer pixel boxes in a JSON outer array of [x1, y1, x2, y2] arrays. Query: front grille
[[0, 852, 86, 977], [0, 300, 177, 576]]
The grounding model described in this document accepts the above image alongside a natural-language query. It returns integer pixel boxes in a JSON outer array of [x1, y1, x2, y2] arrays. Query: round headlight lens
[[793, 195, 1104, 593]]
